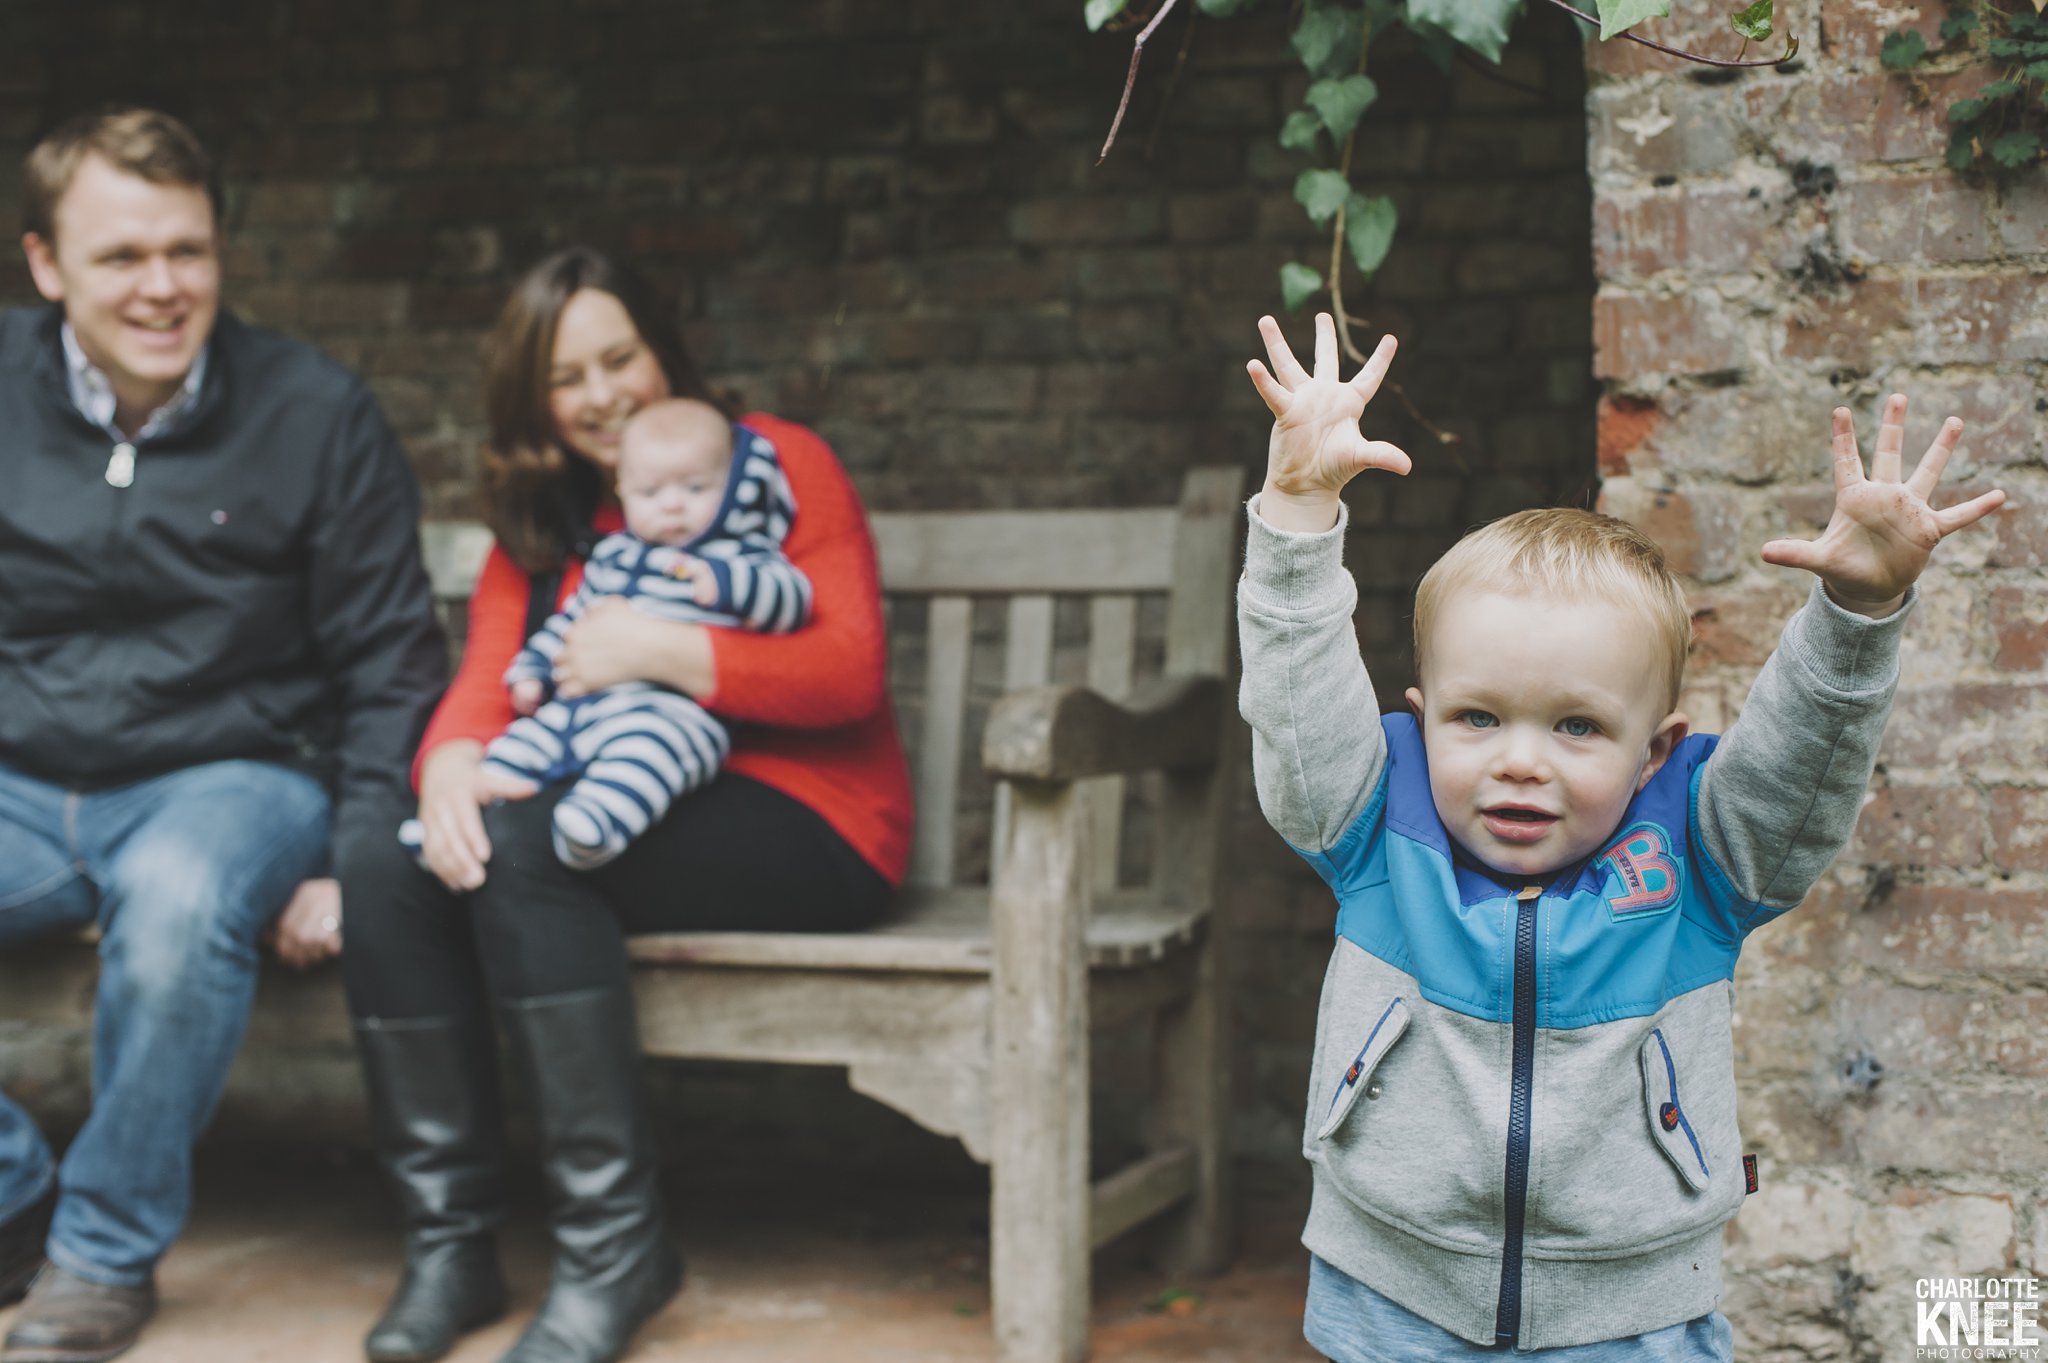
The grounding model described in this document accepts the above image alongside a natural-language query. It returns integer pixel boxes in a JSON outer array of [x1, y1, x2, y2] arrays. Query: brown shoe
[[0, 1264, 156, 1363], [0, 1186, 55, 1306]]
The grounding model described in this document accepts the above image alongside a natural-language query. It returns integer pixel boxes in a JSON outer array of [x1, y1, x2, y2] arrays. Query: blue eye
[[1560, 717, 1596, 738], [1459, 711, 1498, 729]]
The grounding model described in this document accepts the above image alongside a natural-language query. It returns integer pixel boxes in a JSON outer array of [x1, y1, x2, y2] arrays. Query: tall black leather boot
[[354, 1015, 511, 1363], [494, 986, 682, 1363]]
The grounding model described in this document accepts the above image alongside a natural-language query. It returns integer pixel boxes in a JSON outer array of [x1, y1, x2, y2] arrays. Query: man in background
[[0, 108, 445, 1363]]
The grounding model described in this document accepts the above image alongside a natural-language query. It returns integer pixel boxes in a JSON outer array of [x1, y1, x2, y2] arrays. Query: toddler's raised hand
[[1760, 395, 2006, 617], [1247, 312, 1410, 533]]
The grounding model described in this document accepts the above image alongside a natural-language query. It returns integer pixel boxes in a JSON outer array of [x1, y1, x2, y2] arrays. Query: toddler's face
[[1405, 590, 1687, 882], [616, 429, 730, 547]]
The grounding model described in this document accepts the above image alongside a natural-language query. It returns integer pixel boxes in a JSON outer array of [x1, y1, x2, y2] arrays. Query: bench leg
[[1153, 924, 1233, 1276], [991, 779, 1091, 1363]]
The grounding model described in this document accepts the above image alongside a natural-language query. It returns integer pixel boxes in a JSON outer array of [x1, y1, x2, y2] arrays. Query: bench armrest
[[981, 674, 1224, 783]]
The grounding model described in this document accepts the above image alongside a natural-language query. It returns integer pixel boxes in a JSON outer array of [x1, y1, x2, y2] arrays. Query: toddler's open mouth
[[1482, 806, 1559, 843]]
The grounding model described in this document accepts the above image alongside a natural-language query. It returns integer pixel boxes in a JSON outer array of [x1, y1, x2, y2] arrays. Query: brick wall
[[0, 0, 1597, 1173], [1586, 5, 2047, 1358]]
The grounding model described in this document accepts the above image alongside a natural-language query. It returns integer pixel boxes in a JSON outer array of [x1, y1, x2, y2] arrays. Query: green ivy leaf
[[1292, 5, 1365, 79], [1294, 168, 1353, 224], [1729, 0, 1773, 42], [1987, 36, 2026, 57], [1280, 262, 1324, 312], [1593, 0, 1671, 41], [1947, 97, 1987, 123], [2028, 60, 2048, 82], [1408, 0, 1525, 62], [1989, 129, 2042, 166], [1947, 130, 1977, 171], [1343, 193, 1399, 276], [1084, 0, 1127, 31], [1196, 0, 1256, 14], [1280, 109, 1326, 153], [1879, 29, 1927, 69], [1399, 12, 1462, 71], [1980, 79, 2022, 100], [1938, 12, 1979, 42], [1306, 75, 1380, 140]]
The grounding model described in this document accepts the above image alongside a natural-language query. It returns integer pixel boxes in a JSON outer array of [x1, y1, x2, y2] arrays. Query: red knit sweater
[[417, 414, 913, 887]]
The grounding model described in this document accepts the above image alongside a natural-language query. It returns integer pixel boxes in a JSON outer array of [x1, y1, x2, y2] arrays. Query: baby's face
[[616, 429, 730, 547], [1405, 590, 1686, 882]]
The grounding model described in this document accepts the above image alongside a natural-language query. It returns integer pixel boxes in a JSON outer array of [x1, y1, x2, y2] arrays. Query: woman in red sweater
[[338, 247, 912, 1363]]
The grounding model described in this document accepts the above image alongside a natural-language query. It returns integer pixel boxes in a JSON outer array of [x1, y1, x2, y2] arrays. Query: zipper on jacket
[[1493, 883, 1542, 1348], [105, 441, 135, 488]]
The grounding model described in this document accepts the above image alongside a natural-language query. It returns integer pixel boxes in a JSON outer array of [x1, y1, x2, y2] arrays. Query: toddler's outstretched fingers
[[1829, 408, 1865, 488], [1312, 311, 1338, 380], [1348, 334, 1398, 404], [1933, 488, 2008, 537], [1247, 358, 1290, 415], [1759, 537, 1823, 573], [1363, 439, 1412, 476], [1906, 417, 1965, 500], [1257, 315, 1309, 388]]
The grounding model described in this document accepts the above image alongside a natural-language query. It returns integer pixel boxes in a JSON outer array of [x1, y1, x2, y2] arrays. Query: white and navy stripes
[[481, 683, 732, 869], [400, 426, 813, 872], [504, 428, 810, 690]]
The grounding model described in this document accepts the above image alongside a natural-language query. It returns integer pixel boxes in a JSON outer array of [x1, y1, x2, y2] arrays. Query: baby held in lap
[[404, 398, 811, 870]]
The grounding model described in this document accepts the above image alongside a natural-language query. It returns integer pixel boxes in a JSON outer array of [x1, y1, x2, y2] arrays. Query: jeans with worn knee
[[0, 757, 329, 1286]]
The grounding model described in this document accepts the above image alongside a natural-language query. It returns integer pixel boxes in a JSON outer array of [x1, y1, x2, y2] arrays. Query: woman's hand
[[1246, 313, 1410, 533], [553, 597, 715, 699], [1760, 396, 2006, 618], [416, 740, 493, 891], [269, 877, 343, 969]]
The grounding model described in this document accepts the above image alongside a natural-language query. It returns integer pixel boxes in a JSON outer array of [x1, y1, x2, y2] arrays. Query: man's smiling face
[[23, 152, 220, 427]]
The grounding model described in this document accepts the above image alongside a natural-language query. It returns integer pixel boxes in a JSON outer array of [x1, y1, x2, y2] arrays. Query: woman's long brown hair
[[479, 246, 718, 575]]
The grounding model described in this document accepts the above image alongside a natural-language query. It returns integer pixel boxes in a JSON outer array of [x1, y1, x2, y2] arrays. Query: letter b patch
[[1601, 824, 1680, 918]]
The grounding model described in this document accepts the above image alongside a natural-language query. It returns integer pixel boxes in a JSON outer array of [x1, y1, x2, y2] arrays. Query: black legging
[[341, 774, 893, 1018]]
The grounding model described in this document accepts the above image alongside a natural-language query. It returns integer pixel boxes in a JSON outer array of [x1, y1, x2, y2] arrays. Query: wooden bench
[[0, 465, 1245, 1363]]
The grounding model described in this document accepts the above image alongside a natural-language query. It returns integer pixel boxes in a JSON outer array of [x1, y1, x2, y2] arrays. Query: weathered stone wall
[[0, 0, 1597, 1172], [1586, 5, 2046, 1358]]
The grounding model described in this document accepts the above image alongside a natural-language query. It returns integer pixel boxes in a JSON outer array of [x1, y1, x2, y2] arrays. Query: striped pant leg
[[399, 712, 572, 857], [550, 690, 731, 870], [481, 708, 574, 785]]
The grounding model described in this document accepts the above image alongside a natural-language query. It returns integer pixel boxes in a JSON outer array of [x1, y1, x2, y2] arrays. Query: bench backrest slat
[[1084, 594, 1137, 892], [870, 509, 1181, 594], [910, 594, 973, 889], [417, 466, 1243, 900]]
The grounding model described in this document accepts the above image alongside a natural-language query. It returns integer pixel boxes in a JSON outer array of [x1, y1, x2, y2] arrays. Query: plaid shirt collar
[[61, 321, 209, 442]]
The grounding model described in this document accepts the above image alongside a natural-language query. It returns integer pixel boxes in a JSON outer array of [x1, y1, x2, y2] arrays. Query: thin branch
[[1539, 0, 1801, 67], [1097, 0, 1184, 164], [1320, 14, 1465, 461], [1143, 0, 1200, 160]]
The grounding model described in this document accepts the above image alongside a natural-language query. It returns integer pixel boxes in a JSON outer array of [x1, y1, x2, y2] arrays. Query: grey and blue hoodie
[[1237, 498, 1911, 1351]]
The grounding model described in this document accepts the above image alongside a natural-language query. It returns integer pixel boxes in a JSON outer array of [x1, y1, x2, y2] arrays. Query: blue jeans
[[0, 758, 329, 1286], [1307, 1256, 1735, 1362]]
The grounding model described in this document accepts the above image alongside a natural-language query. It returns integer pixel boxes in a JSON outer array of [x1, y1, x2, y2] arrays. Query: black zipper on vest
[[1493, 882, 1542, 1347]]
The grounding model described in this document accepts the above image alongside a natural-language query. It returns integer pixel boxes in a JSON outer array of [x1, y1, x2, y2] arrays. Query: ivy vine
[[1087, 0, 1796, 370], [1883, 2, 2048, 174]]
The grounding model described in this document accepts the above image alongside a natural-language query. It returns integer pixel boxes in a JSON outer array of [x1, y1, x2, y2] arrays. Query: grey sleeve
[[1236, 496, 1387, 853], [1696, 579, 1915, 913]]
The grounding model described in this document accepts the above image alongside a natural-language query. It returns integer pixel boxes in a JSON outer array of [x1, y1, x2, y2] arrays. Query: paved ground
[[0, 1149, 1322, 1362]]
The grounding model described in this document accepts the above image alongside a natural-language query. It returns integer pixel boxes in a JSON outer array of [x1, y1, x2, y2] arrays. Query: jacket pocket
[[1314, 995, 1409, 1141], [1639, 1027, 1712, 1192]]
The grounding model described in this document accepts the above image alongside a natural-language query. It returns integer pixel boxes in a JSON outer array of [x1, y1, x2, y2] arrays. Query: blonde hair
[[24, 108, 220, 244], [1412, 508, 1693, 710]]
